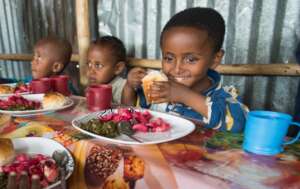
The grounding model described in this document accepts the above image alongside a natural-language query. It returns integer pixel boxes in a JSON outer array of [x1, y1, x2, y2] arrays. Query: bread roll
[[42, 92, 67, 109], [0, 138, 15, 166], [142, 71, 168, 104], [0, 85, 14, 94]]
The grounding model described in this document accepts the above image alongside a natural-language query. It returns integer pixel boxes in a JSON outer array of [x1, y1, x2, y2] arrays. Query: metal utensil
[[52, 150, 69, 189], [117, 121, 143, 143]]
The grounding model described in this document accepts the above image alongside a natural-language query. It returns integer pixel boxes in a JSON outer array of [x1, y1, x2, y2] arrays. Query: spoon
[[52, 150, 69, 189]]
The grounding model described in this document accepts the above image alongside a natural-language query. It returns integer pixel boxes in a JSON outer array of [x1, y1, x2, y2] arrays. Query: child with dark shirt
[[126, 7, 248, 133]]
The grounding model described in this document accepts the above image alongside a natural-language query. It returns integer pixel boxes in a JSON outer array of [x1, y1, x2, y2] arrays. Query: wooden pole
[[75, 0, 90, 86], [128, 58, 300, 76], [1, 54, 300, 76]]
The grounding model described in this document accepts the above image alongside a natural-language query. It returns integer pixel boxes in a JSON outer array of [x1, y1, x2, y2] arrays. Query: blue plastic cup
[[243, 111, 300, 156]]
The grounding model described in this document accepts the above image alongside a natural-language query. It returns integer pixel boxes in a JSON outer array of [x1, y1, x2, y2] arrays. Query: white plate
[[12, 137, 74, 189], [0, 83, 30, 97], [72, 109, 195, 145], [0, 94, 74, 116]]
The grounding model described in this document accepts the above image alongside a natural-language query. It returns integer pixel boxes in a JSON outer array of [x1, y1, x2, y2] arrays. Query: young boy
[[86, 36, 131, 104], [2, 36, 77, 94], [127, 7, 248, 133], [31, 36, 72, 79]]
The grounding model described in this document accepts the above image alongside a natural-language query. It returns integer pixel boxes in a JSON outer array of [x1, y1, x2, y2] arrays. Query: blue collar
[[202, 69, 221, 95]]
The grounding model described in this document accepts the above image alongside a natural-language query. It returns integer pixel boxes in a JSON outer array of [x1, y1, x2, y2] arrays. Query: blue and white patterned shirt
[[137, 69, 248, 133]]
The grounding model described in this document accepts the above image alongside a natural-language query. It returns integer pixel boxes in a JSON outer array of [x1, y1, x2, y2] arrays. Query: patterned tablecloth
[[0, 96, 300, 189]]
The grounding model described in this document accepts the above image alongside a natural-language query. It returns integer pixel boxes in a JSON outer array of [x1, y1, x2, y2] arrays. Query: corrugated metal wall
[[0, 0, 77, 80], [97, 0, 300, 114], [0, 0, 299, 114]]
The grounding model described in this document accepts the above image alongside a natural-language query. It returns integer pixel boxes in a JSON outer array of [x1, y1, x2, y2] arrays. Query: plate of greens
[[72, 108, 195, 145]]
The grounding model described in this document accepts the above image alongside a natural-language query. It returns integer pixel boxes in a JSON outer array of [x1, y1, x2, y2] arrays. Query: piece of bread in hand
[[0, 85, 14, 94], [0, 138, 15, 166], [142, 70, 168, 104], [42, 92, 67, 109]]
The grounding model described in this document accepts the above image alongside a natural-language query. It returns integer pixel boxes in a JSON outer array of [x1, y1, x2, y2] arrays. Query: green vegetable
[[80, 119, 119, 138], [117, 121, 135, 136]]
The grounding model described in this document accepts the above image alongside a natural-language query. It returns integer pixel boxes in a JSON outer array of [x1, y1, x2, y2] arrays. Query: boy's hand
[[126, 67, 147, 89], [149, 80, 188, 104]]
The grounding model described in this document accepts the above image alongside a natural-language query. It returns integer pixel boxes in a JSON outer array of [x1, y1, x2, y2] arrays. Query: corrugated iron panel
[[0, 0, 77, 80], [97, 0, 300, 114], [0, 0, 299, 114]]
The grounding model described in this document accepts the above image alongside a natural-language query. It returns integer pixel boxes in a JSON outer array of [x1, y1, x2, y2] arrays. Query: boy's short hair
[[161, 7, 225, 52], [35, 36, 72, 67], [91, 36, 126, 63]]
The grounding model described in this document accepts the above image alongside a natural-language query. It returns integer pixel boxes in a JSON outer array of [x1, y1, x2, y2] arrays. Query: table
[[0, 96, 300, 189]]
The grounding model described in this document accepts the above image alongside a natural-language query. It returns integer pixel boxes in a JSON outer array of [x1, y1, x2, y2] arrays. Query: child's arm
[[121, 67, 146, 106], [150, 80, 208, 117], [150, 81, 248, 132]]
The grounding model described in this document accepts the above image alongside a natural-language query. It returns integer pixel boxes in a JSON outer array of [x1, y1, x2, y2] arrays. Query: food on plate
[[80, 119, 119, 138], [79, 108, 171, 138], [84, 146, 122, 186], [142, 71, 168, 104], [14, 82, 30, 93], [0, 122, 53, 138], [103, 177, 129, 189], [0, 95, 41, 111], [42, 92, 67, 109], [123, 155, 145, 181], [0, 82, 30, 95], [0, 92, 67, 111], [0, 138, 15, 166], [0, 85, 14, 94], [0, 114, 11, 133], [0, 153, 59, 188]]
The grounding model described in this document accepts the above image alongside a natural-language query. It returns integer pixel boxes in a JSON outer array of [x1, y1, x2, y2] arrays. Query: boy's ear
[[114, 61, 126, 75], [52, 62, 64, 73], [210, 50, 224, 69]]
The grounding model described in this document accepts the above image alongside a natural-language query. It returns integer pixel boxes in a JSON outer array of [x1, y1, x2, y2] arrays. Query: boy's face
[[87, 46, 118, 85], [161, 27, 223, 88], [31, 44, 55, 79]]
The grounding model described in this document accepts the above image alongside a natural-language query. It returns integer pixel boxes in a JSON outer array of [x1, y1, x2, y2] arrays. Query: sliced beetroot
[[132, 124, 148, 132]]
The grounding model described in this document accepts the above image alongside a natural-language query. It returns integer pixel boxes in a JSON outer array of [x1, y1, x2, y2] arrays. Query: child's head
[[31, 36, 72, 79], [87, 36, 126, 85], [160, 7, 225, 88]]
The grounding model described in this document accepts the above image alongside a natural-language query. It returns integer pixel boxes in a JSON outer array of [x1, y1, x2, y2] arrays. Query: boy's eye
[[87, 62, 93, 68], [94, 63, 103, 69], [183, 55, 198, 64], [33, 54, 42, 62], [163, 55, 174, 63], [87, 62, 103, 69]]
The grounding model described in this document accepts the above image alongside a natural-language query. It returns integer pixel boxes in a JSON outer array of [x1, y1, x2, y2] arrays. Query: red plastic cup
[[51, 75, 71, 96], [30, 78, 52, 94], [86, 84, 112, 111]]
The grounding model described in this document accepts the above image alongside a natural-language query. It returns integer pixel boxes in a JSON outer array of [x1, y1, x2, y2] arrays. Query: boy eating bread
[[127, 8, 248, 133]]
